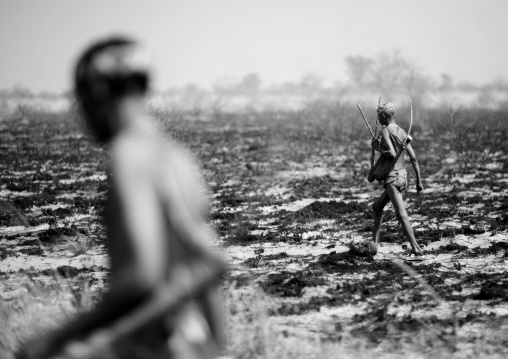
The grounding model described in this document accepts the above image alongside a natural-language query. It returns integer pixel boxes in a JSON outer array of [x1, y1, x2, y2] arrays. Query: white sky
[[1, 0, 507, 92]]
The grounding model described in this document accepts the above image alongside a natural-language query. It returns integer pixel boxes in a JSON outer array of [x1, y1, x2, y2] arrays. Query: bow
[[405, 98, 413, 145]]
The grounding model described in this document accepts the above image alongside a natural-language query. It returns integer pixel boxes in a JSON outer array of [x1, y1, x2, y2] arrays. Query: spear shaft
[[357, 104, 375, 139], [375, 97, 381, 136]]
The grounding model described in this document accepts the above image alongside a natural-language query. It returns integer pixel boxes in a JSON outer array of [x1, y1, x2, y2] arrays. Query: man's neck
[[112, 96, 151, 133]]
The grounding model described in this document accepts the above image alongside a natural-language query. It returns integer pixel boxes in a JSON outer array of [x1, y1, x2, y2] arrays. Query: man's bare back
[[107, 124, 212, 283]]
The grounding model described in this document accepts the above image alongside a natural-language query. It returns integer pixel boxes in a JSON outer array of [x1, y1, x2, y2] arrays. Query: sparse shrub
[[433, 105, 508, 171], [230, 221, 257, 242], [151, 105, 192, 143], [301, 99, 348, 143]]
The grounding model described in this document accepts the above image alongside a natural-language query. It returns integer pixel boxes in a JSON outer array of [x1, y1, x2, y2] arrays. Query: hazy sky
[[1, 0, 506, 92]]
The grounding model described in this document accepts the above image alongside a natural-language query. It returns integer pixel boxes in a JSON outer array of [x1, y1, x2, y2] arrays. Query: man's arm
[[406, 143, 423, 193], [157, 149, 225, 344], [371, 129, 397, 158]]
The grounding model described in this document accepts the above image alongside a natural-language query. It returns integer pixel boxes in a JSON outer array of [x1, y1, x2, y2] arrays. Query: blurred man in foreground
[[16, 36, 225, 359]]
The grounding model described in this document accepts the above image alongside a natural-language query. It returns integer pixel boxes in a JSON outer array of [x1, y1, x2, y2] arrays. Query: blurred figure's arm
[[157, 149, 225, 346]]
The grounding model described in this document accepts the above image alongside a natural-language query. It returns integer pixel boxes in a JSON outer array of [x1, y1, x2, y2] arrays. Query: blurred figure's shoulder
[[110, 129, 157, 172], [161, 137, 205, 187], [109, 120, 204, 186], [159, 136, 210, 215]]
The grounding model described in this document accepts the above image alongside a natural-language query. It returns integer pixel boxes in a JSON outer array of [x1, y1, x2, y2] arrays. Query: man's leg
[[372, 190, 390, 244], [385, 184, 421, 253]]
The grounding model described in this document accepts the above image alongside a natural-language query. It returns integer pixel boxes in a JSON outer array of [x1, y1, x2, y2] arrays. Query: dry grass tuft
[[1, 281, 85, 358], [55, 234, 97, 256]]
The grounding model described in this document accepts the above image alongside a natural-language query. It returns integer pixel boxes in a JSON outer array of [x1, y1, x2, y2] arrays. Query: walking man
[[370, 102, 424, 260]]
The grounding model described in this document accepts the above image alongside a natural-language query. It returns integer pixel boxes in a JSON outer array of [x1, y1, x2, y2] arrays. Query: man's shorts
[[384, 169, 407, 193]]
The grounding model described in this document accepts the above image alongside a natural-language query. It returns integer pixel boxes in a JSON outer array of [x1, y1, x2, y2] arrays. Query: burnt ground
[[1, 110, 508, 356]]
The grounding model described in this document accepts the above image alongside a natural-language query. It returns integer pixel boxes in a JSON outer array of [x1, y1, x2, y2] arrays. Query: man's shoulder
[[162, 142, 203, 183], [109, 132, 165, 179], [113, 134, 151, 160], [380, 127, 391, 138], [385, 125, 407, 139], [110, 131, 199, 175]]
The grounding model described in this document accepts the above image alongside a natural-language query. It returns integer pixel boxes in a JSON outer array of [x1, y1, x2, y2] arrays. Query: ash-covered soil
[[1, 111, 508, 355]]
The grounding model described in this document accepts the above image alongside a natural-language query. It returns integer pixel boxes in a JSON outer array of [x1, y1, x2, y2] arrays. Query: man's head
[[377, 102, 396, 125], [74, 36, 151, 142]]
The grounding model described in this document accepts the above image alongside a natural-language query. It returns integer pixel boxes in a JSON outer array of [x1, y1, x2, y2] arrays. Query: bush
[[428, 105, 508, 172]]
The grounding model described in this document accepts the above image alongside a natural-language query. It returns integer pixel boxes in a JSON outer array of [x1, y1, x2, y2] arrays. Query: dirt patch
[[474, 280, 508, 301], [259, 271, 326, 297]]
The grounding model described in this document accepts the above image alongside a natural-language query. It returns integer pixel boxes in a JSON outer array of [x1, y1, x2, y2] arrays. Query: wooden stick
[[357, 104, 375, 139], [102, 259, 225, 340], [49, 258, 226, 359], [374, 97, 381, 137]]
